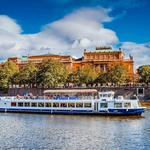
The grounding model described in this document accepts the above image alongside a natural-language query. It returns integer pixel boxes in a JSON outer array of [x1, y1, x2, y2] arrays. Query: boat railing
[[0, 96, 16, 100], [0, 95, 97, 101]]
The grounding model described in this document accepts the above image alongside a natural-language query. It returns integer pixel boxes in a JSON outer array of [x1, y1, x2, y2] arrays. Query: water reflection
[[0, 110, 149, 150]]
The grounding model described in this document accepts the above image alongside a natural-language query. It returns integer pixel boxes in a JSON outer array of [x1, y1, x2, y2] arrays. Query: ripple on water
[[0, 110, 150, 150]]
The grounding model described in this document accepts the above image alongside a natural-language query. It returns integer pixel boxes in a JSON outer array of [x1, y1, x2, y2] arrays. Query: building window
[[105, 65, 108, 71], [137, 88, 144, 95], [100, 64, 104, 71]]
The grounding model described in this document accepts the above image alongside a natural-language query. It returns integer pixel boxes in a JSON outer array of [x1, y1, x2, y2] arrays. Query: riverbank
[[4, 86, 150, 97], [140, 101, 150, 107], [1, 87, 150, 106]]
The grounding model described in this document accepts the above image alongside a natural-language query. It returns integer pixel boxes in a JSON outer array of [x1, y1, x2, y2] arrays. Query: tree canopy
[[96, 64, 128, 85], [0, 60, 19, 90], [95, 72, 108, 85], [37, 60, 68, 87], [79, 65, 97, 84], [109, 64, 128, 85], [137, 65, 150, 85], [17, 62, 38, 87], [0, 60, 136, 91]]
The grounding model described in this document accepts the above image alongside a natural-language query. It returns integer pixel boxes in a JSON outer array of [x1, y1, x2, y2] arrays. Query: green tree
[[109, 64, 128, 85], [0, 60, 19, 90], [0, 68, 9, 90], [66, 72, 79, 84], [79, 65, 97, 85], [18, 62, 38, 87], [137, 65, 150, 85], [37, 60, 67, 87], [10, 72, 20, 86], [95, 72, 108, 85]]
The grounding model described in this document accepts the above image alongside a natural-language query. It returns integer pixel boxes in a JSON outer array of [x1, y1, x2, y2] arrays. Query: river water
[[0, 110, 150, 150]]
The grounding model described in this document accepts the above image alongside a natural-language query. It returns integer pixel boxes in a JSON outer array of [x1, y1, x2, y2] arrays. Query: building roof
[[84, 47, 123, 53], [29, 52, 72, 58], [74, 57, 83, 61], [34, 53, 60, 57]]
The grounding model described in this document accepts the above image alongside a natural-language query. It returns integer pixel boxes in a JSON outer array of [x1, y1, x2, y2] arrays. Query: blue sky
[[0, 0, 149, 42], [0, 0, 150, 68]]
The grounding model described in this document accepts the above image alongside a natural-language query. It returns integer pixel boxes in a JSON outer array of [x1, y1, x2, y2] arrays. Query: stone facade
[[8, 47, 134, 80]]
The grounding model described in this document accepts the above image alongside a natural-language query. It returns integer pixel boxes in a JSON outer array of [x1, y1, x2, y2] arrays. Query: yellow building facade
[[8, 47, 134, 80]]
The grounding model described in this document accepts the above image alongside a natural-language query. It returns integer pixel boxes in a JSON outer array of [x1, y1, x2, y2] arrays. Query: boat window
[[100, 94, 103, 97], [102, 99, 106, 101], [103, 94, 108, 97], [60, 103, 67, 107], [38, 102, 44, 107], [76, 102, 83, 108], [124, 102, 131, 108], [18, 102, 23, 107], [25, 102, 30, 107], [11, 102, 16, 107], [100, 103, 108, 108], [84, 103, 92, 108], [68, 103, 75, 107], [114, 103, 122, 108], [108, 94, 111, 97], [53, 103, 59, 107], [31, 102, 37, 107], [45, 103, 51, 107]]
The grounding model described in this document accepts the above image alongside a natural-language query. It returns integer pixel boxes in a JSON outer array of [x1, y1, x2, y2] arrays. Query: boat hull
[[0, 108, 144, 116]]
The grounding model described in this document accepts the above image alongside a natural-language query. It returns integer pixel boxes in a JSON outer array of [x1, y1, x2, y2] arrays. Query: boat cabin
[[98, 91, 114, 100], [43, 89, 98, 100]]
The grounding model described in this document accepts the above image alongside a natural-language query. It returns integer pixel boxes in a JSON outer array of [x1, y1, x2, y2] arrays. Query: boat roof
[[98, 91, 114, 94], [44, 89, 97, 94]]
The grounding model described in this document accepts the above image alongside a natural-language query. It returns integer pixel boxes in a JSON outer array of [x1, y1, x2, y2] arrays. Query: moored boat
[[0, 89, 145, 115]]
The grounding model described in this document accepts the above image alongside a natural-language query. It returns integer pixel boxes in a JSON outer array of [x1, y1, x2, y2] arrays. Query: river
[[0, 109, 150, 150]]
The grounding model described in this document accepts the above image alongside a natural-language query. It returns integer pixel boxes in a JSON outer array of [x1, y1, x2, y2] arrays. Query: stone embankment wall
[[3, 86, 150, 101], [98, 87, 150, 100]]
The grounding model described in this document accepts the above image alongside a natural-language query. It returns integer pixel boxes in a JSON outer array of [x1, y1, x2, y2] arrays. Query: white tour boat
[[0, 89, 145, 115]]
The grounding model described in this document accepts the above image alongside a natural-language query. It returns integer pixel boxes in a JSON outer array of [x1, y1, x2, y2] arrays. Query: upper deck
[[43, 89, 98, 100]]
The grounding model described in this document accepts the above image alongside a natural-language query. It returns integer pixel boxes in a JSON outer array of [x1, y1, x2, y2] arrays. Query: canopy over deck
[[44, 89, 97, 94], [98, 91, 114, 94]]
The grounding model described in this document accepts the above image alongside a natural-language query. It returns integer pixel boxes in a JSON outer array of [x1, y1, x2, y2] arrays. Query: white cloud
[[0, 15, 22, 34], [48, 7, 118, 47], [121, 42, 150, 69], [0, 7, 119, 59], [0, 8, 149, 70]]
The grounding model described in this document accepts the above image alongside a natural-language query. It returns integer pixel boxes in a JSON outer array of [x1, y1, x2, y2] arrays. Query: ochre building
[[8, 47, 134, 80]]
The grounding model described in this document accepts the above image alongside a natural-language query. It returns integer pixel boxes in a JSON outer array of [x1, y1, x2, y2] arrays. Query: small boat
[[0, 89, 145, 115]]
